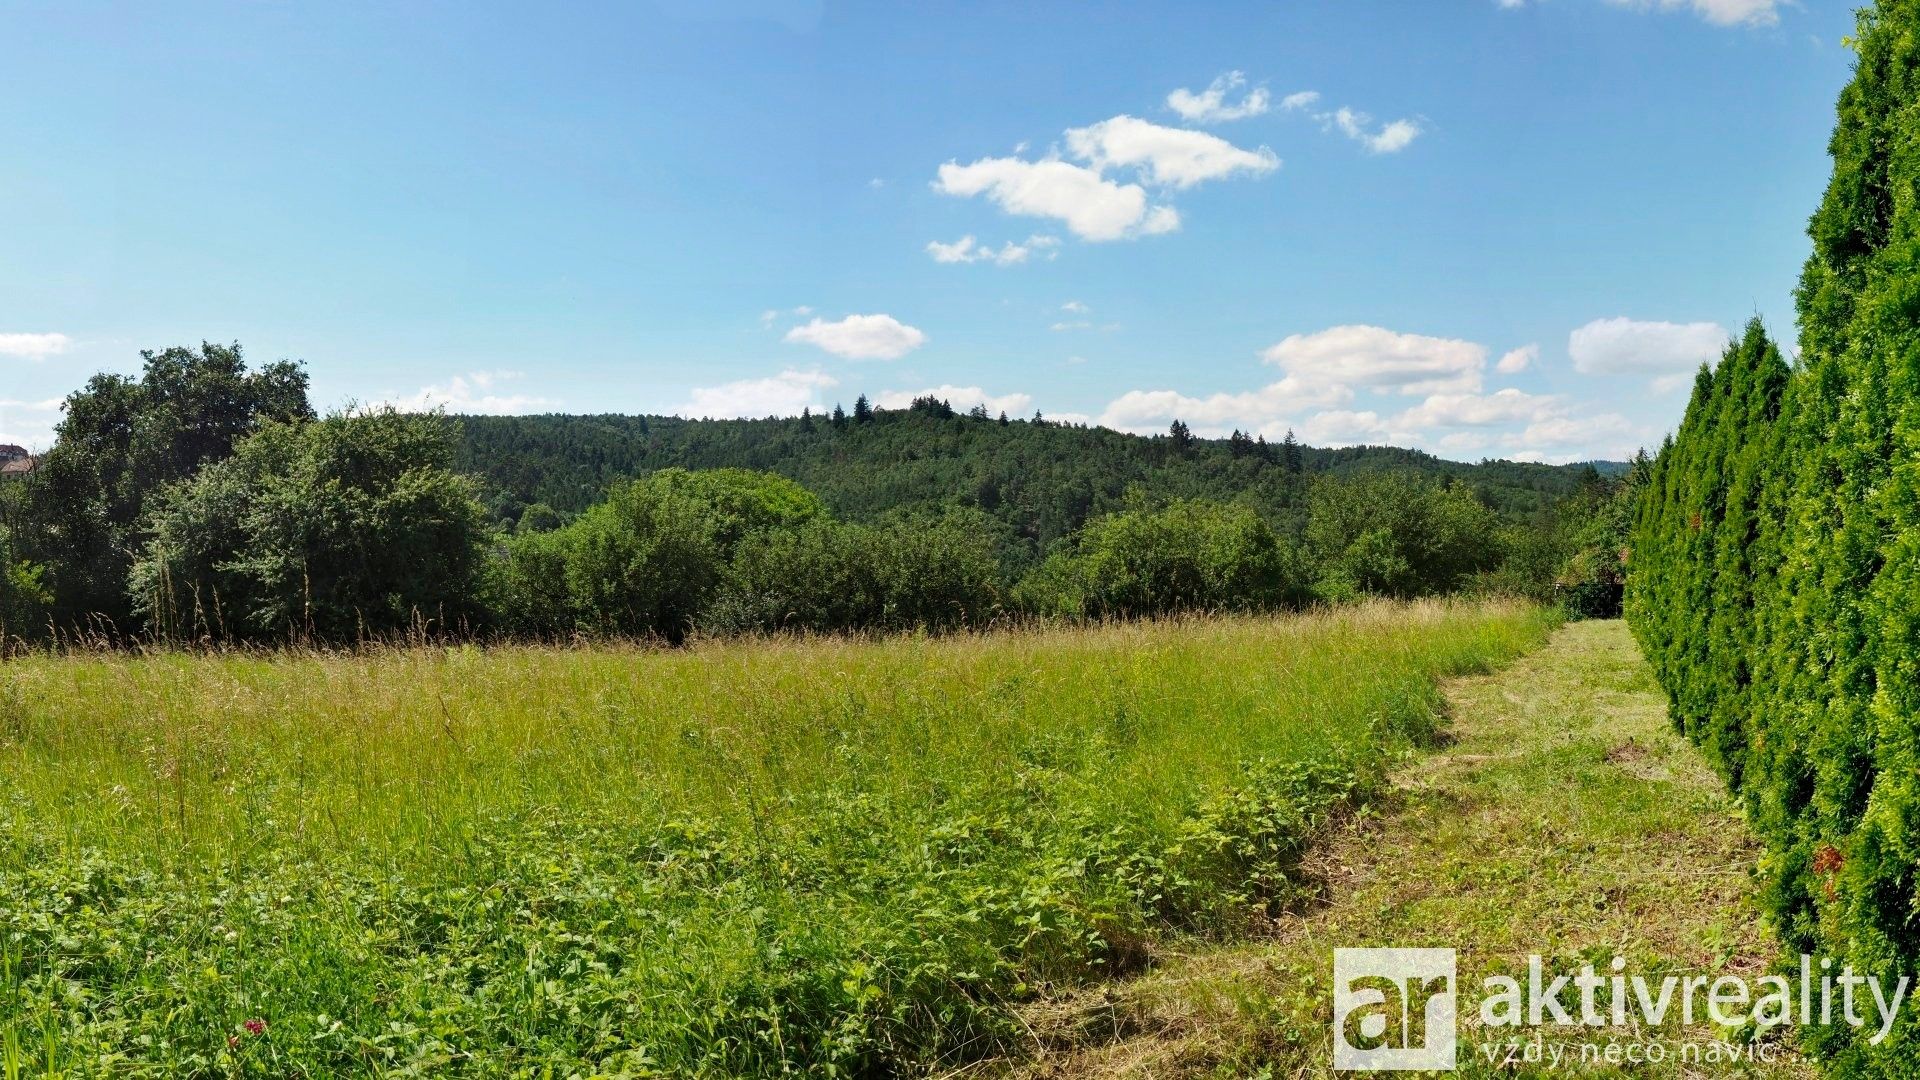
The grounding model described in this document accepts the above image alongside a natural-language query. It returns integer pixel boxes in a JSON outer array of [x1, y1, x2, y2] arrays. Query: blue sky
[[0, 0, 1859, 461]]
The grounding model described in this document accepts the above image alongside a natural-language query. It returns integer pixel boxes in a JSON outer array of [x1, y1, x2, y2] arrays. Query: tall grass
[[0, 600, 1554, 1076]]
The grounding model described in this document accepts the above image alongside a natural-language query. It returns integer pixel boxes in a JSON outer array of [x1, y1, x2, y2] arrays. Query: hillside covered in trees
[[454, 407, 1624, 558], [0, 347, 1638, 647]]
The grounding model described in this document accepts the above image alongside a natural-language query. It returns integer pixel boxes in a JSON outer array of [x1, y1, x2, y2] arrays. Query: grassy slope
[[0, 602, 1551, 1077], [1009, 620, 1807, 1078]]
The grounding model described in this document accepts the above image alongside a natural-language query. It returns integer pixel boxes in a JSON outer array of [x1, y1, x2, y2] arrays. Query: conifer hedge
[[1627, 4, 1920, 1068]]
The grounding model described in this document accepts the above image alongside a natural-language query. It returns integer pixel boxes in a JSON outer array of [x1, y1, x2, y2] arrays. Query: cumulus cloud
[[1166, 71, 1271, 123], [1064, 115, 1279, 189], [390, 371, 556, 415], [1092, 324, 1653, 461], [1280, 90, 1321, 111], [1395, 388, 1562, 428], [926, 234, 1060, 265], [1496, 344, 1539, 373], [1060, 300, 1090, 314], [935, 113, 1274, 241], [784, 314, 928, 360], [679, 369, 838, 419], [1261, 324, 1486, 395], [935, 156, 1177, 242], [1321, 107, 1422, 154], [875, 384, 1033, 416], [1568, 317, 1727, 375], [1097, 377, 1352, 436], [0, 332, 74, 361], [1508, 412, 1649, 462], [1607, 0, 1781, 26], [1302, 409, 1408, 447], [0, 396, 64, 450], [760, 305, 813, 328]]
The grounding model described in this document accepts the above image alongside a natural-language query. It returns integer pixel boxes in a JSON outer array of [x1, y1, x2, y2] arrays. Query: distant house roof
[[0, 455, 37, 477], [0, 444, 27, 461]]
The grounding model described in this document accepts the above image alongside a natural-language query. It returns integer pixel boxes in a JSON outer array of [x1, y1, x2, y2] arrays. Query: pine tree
[[798, 407, 815, 433], [830, 403, 848, 430], [853, 395, 873, 423], [1281, 429, 1303, 474]]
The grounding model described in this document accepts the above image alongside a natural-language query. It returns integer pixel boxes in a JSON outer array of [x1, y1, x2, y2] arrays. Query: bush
[[0, 525, 50, 647], [1015, 499, 1308, 618], [489, 468, 832, 642], [714, 511, 1001, 634], [1625, 8, 1920, 1068], [1305, 474, 1502, 599], [131, 409, 492, 642]]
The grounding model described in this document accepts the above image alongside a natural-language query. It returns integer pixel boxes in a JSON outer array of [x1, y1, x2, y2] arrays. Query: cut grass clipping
[[0, 600, 1554, 1075]]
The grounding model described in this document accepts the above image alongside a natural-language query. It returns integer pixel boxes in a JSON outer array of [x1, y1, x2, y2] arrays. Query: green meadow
[[0, 601, 1553, 1076]]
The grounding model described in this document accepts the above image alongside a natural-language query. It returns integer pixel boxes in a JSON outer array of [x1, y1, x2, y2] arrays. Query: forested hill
[[456, 407, 1623, 549]]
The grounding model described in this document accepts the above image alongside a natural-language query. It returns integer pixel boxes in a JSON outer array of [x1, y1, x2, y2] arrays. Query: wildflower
[[244, 1018, 267, 1035]]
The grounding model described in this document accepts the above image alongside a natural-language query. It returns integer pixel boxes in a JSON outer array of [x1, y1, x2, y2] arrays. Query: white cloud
[[1261, 324, 1486, 395], [1322, 107, 1422, 154], [1437, 431, 1495, 454], [1396, 388, 1562, 429], [1607, 0, 1781, 26], [1568, 316, 1728, 374], [0, 397, 63, 450], [1280, 90, 1321, 111], [784, 313, 928, 361], [1496, 344, 1539, 373], [1166, 71, 1272, 123], [1097, 376, 1351, 436], [1650, 371, 1698, 395], [875, 384, 1033, 416], [1050, 320, 1093, 332], [391, 371, 557, 415], [935, 156, 1177, 242], [0, 332, 73, 360], [935, 112, 1275, 241], [679, 369, 838, 419], [760, 305, 813, 328], [925, 233, 1059, 265], [1512, 412, 1646, 461], [1061, 300, 1090, 313], [1064, 115, 1278, 189]]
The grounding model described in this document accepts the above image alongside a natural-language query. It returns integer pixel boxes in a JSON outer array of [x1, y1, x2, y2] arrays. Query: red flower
[[244, 1019, 267, 1036]]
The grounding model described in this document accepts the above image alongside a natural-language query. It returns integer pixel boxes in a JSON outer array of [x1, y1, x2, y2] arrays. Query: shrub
[[131, 409, 492, 642], [1625, 7, 1920, 1068], [1015, 499, 1308, 618], [1305, 474, 1502, 598], [714, 511, 1001, 634]]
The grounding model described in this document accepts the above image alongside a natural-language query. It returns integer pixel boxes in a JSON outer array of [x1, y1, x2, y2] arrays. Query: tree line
[[0, 344, 1633, 649], [1626, 3, 1920, 1069]]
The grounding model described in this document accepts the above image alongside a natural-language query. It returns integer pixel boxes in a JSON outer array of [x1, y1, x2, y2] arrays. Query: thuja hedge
[[1628, 4, 1920, 1070]]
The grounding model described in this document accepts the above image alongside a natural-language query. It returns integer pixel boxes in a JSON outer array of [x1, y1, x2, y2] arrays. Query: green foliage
[[1305, 473, 1503, 599], [453, 408, 1618, 565], [1015, 499, 1309, 618], [1626, 7, 1920, 1066], [0, 524, 50, 648], [0, 603, 1553, 1075], [14, 342, 311, 630], [715, 510, 1003, 634], [130, 409, 492, 642], [492, 470, 727, 641]]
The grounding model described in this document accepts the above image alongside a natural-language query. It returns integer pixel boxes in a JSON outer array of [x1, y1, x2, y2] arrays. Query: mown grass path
[[1009, 619, 1809, 1078]]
